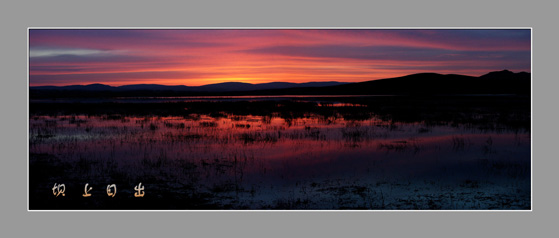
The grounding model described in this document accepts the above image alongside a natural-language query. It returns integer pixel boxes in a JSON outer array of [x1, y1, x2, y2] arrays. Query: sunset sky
[[29, 29, 531, 86]]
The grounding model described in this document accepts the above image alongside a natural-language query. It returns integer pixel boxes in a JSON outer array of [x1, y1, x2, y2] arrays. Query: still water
[[29, 102, 530, 209]]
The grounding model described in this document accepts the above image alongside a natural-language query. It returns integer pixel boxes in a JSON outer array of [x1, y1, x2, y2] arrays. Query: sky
[[29, 29, 531, 86]]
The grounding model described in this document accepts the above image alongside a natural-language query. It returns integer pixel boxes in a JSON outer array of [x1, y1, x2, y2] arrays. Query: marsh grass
[[29, 97, 531, 210]]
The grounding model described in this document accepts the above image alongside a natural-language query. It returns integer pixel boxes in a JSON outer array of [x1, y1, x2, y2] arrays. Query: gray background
[[1, 0, 553, 237]]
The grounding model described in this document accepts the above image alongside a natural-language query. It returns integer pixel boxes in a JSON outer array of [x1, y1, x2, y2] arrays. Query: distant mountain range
[[30, 81, 348, 92], [258, 70, 531, 95], [29, 70, 530, 98]]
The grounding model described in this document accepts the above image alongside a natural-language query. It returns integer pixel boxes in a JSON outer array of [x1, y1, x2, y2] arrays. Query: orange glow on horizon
[[29, 29, 531, 87]]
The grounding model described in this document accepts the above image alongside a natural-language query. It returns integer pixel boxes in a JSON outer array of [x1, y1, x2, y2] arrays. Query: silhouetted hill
[[29, 70, 530, 98], [196, 81, 347, 91], [479, 70, 531, 80], [30, 81, 347, 92], [118, 84, 191, 91], [254, 70, 530, 96], [32, 83, 115, 91]]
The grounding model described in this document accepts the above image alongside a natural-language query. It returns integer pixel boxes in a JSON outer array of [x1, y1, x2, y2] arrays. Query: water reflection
[[29, 111, 530, 209]]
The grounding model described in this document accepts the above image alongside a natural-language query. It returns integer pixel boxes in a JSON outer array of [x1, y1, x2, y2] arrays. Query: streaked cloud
[[29, 29, 531, 86]]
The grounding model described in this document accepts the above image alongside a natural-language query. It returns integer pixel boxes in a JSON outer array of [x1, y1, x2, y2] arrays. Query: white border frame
[[27, 27, 533, 212]]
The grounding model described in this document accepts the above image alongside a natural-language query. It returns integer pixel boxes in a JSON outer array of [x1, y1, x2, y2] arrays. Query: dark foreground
[[29, 96, 531, 210]]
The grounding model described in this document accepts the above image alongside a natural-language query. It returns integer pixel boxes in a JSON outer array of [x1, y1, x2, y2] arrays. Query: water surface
[[29, 96, 531, 209]]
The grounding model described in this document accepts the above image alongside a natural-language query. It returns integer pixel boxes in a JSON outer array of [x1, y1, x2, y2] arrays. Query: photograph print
[[28, 29, 531, 210]]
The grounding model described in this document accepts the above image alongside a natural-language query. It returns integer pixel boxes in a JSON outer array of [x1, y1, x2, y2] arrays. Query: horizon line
[[28, 70, 531, 87]]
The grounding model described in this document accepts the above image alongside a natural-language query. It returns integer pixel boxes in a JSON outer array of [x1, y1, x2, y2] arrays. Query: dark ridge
[[29, 70, 530, 98], [30, 81, 348, 93], [479, 69, 531, 80]]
